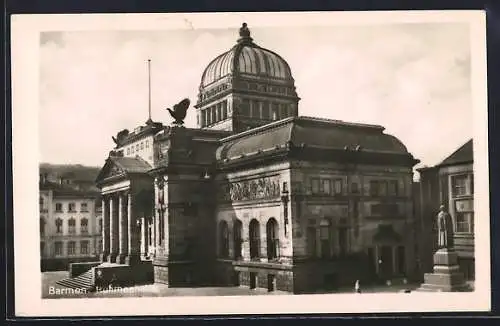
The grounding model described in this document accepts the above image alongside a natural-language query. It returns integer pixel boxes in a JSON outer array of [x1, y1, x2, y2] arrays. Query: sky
[[39, 21, 472, 172]]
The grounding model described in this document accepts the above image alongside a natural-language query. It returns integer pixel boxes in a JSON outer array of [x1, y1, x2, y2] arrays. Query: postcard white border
[[11, 10, 490, 317]]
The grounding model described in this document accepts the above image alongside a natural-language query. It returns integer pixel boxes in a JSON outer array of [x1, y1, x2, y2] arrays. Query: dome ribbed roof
[[200, 23, 294, 87]]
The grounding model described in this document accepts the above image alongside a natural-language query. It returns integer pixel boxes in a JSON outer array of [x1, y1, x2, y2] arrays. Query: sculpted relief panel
[[218, 176, 281, 202]]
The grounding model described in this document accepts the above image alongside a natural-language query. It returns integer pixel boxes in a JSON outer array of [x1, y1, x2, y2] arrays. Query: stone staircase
[[56, 269, 94, 291]]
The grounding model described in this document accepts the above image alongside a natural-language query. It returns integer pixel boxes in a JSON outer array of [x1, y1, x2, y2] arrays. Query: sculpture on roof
[[437, 205, 454, 249], [166, 98, 190, 126], [239, 23, 251, 38], [112, 129, 130, 145]]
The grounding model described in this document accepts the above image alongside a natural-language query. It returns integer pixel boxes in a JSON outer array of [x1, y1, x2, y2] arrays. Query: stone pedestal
[[417, 248, 470, 292]]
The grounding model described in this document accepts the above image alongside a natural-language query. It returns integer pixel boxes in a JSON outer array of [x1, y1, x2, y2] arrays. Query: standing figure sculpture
[[437, 205, 454, 249]]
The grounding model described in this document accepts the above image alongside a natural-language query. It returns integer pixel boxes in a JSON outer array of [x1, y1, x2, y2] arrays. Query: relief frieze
[[218, 176, 281, 202]]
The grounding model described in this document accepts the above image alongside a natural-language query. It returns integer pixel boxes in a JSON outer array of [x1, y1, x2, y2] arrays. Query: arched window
[[233, 219, 243, 260], [219, 220, 229, 258], [266, 218, 279, 260], [80, 218, 88, 234], [249, 219, 260, 259], [40, 218, 45, 236]]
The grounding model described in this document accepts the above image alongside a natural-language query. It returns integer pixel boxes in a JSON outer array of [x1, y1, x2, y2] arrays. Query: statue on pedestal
[[437, 205, 454, 249]]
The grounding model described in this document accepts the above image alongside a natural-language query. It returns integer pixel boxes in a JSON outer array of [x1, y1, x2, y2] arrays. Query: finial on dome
[[238, 22, 253, 43]]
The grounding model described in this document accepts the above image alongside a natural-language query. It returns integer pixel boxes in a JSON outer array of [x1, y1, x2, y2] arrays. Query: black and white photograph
[[11, 11, 490, 316]]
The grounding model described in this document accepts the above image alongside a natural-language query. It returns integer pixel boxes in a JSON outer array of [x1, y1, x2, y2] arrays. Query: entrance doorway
[[267, 274, 276, 292], [379, 246, 393, 280], [249, 272, 257, 289]]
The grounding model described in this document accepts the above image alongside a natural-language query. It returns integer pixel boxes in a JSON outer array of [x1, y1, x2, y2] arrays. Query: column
[[126, 192, 140, 264], [116, 192, 128, 263], [140, 217, 147, 258], [155, 206, 161, 254], [100, 196, 110, 261], [108, 195, 118, 262]]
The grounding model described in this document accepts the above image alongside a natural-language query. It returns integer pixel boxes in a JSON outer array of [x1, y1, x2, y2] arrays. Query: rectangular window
[[40, 242, 45, 257], [99, 219, 103, 234], [55, 203, 63, 212], [97, 240, 102, 254], [455, 212, 474, 233], [55, 242, 63, 256], [379, 181, 388, 196], [311, 178, 320, 194], [369, 180, 379, 196], [80, 202, 88, 212], [217, 103, 222, 122], [452, 174, 471, 197], [80, 240, 89, 255], [272, 103, 280, 120], [261, 102, 269, 120], [333, 179, 343, 195], [222, 101, 228, 120], [68, 203, 76, 212], [322, 179, 331, 195], [351, 182, 359, 194], [271, 103, 278, 120], [67, 241, 76, 255], [240, 99, 250, 117], [388, 180, 398, 196]]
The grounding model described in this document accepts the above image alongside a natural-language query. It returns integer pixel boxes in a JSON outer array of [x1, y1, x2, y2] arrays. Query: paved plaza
[[41, 272, 443, 299]]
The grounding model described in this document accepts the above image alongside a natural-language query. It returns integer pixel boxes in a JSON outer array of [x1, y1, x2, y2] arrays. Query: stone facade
[[95, 23, 420, 293], [39, 176, 102, 271]]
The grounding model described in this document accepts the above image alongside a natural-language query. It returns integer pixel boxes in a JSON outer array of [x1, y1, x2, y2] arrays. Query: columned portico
[[116, 192, 129, 263]]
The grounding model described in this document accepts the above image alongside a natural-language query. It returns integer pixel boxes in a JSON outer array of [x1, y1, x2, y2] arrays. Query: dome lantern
[[195, 23, 300, 133]]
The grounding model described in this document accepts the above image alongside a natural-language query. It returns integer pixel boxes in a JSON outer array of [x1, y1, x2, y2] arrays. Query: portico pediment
[[96, 156, 152, 188]]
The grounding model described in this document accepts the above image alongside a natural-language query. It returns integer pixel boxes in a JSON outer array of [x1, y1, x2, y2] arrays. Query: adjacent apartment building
[[416, 139, 474, 281], [40, 173, 103, 271]]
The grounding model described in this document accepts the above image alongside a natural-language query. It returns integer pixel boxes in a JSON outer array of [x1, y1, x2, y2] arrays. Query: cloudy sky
[[39, 21, 472, 171]]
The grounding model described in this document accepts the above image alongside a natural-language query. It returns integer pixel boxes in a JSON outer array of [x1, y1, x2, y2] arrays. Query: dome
[[200, 23, 294, 88]]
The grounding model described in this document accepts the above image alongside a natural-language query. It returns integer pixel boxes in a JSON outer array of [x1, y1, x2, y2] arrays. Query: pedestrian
[[355, 279, 361, 294]]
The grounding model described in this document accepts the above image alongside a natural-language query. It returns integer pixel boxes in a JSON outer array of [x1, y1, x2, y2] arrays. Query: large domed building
[[74, 23, 422, 294], [195, 23, 299, 133]]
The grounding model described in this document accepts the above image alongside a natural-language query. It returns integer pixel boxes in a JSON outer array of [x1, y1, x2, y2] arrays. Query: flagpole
[[147, 59, 152, 124]]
